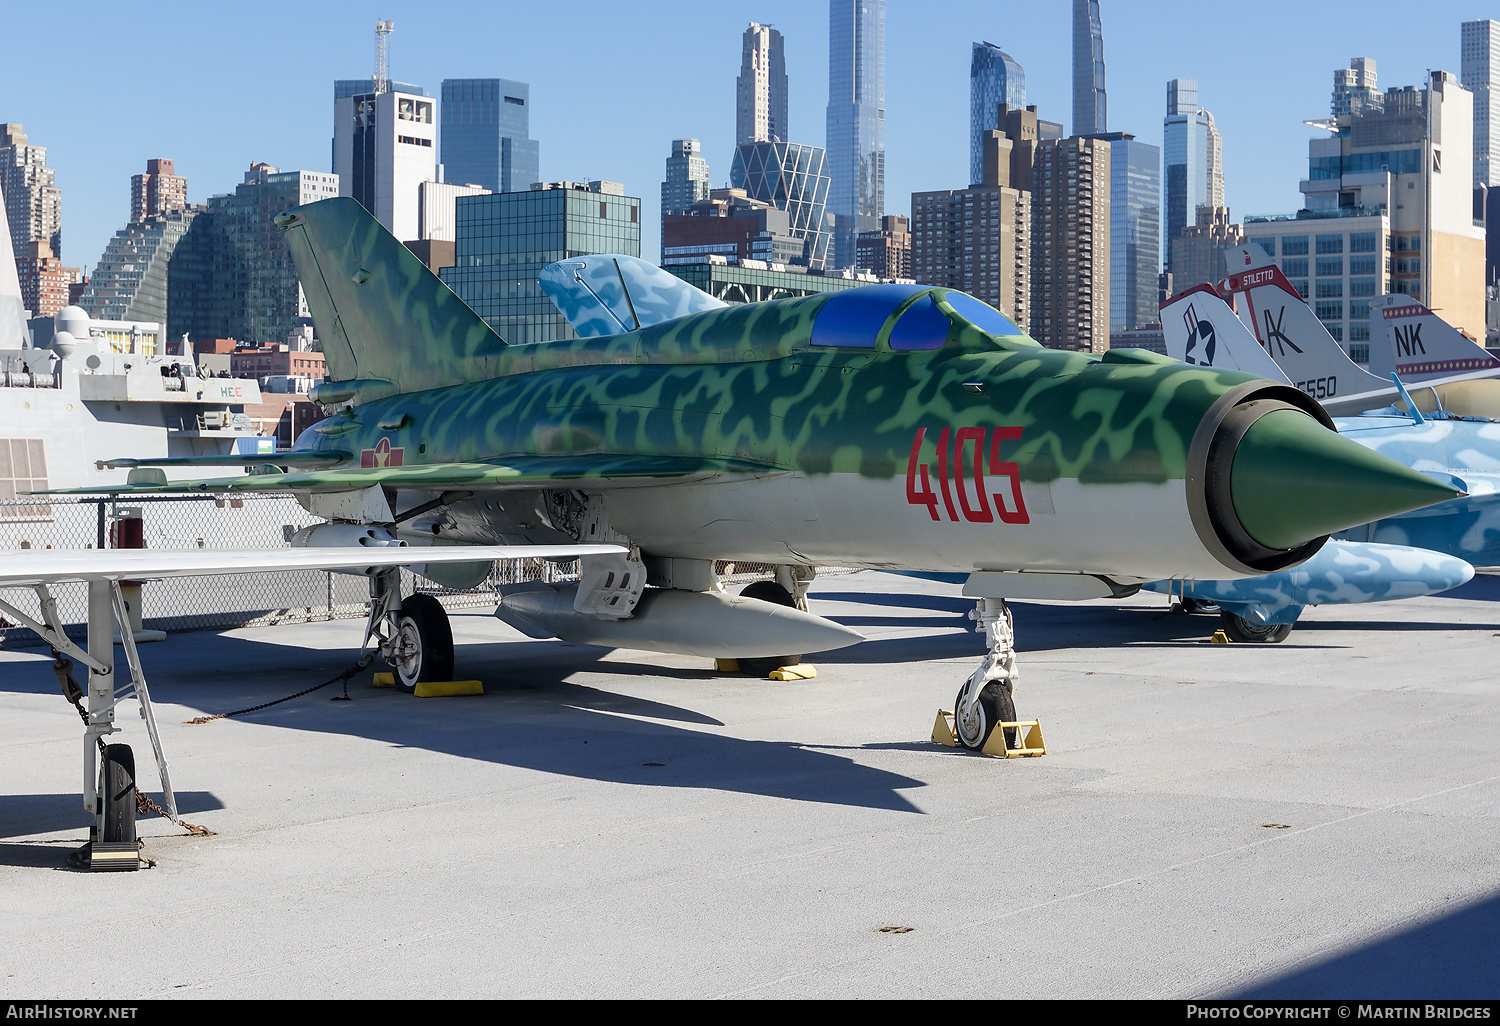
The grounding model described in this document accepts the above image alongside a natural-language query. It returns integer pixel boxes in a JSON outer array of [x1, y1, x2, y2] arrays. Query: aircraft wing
[[35, 454, 785, 496], [0, 543, 625, 588], [99, 452, 354, 470]]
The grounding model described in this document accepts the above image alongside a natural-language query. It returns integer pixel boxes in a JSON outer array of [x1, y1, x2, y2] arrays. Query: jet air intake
[[1187, 382, 1463, 575]]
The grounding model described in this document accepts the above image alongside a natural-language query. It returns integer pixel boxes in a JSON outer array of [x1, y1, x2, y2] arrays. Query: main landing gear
[[365, 569, 456, 692], [1218, 611, 1294, 643]]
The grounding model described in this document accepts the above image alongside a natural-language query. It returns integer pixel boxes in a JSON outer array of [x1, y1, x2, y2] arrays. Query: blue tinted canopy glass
[[888, 295, 950, 350], [810, 284, 930, 348], [943, 292, 1020, 337]]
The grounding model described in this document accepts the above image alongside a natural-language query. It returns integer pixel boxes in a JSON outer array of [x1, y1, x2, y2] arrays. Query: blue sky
[[1, 1, 1485, 273]]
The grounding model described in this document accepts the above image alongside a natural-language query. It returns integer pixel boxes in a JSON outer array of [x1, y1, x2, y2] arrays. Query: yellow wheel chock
[[1211, 630, 1231, 644], [931, 710, 1046, 758], [373, 672, 484, 697]]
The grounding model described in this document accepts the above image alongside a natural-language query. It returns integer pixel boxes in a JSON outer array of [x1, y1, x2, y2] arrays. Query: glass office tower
[[1164, 79, 1212, 267], [1072, 0, 1107, 136], [441, 183, 640, 344], [1093, 134, 1160, 331], [441, 79, 541, 194], [730, 141, 832, 268], [825, 0, 885, 268], [969, 42, 1026, 187]]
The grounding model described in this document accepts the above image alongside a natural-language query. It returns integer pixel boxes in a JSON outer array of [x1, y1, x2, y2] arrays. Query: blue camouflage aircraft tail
[[275, 198, 509, 397], [539, 254, 726, 338]]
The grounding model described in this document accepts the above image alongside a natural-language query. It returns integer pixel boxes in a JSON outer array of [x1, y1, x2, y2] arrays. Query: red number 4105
[[905, 426, 1029, 524]]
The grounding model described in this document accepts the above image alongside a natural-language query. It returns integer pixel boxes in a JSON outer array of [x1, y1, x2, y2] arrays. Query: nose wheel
[[954, 597, 1021, 752], [953, 681, 1017, 752]]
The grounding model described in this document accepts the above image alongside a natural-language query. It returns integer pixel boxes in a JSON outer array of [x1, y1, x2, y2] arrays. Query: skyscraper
[[1031, 135, 1111, 352], [440, 79, 541, 194], [1163, 79, 1222, 267], [1462, 21, 1500, 188], [730, 141, 831, 268], [1072, 0, 1107, 136], [131, 159, 188, 224], [969, 42, 1026, 187], [332, 84, 436, 242], [738, 24, 788, 144], [662, 139, 711, 217], [1091, 133, 1160, 332], [1, 124, 62, 262], [825, 0, 885, 268]]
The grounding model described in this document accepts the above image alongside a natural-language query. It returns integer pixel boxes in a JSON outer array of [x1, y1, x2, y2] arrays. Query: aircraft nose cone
[[1230, 409, 1463, 551]]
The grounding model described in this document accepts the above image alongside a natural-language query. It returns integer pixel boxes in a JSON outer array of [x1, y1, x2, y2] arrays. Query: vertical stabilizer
[[0, 181, 28, 347], [1222, 243, 1389, 395], [1368, 294, 1500, 382], [1160, 284, 1291, 383], [275, 197, 507, 394], [539, 254, 727, 338]]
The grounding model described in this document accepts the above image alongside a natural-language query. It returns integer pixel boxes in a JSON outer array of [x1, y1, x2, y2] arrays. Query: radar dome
[[51, 330, 78, 357], [54, 306, 90, 338]]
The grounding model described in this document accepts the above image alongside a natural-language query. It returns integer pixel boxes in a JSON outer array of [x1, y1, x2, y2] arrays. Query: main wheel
[[1180, 597, 1220, 615], [953, 682, 1018, 752], [392, 594, 455, 692], [736, 581, 801, 675], [100, 743, 137, 846], [1219, 611, 1293, 644]]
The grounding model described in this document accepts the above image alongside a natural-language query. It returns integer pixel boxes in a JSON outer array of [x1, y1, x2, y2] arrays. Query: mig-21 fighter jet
[[10, 198, 1460, 855]]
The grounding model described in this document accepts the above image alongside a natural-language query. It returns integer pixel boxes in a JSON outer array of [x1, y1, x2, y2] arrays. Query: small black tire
[[737, 581, 800, 674], [1180, 597, 1220, 615], [393, 594, 455, 692], [101, 743, 137, 846], [1219, 611, 1293, 644], [953, 682, 1018, 752]]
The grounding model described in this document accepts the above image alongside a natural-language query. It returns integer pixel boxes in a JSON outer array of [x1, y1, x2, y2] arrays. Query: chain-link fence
[[0, 493, 844, 649]]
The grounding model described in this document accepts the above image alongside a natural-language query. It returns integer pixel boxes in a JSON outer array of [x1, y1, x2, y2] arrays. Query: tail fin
[[539, 254, 726, 338], [1369, 294, 1500, 381], [1159, 284, 1291, 382], [276, 198, 507, 395], [1223, 243, 1388, 394]]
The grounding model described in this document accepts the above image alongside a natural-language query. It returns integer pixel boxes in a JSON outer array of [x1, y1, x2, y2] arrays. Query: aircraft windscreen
[[943, 292, 1021, 337], [888, 296, 950, 350], [810, 284, 930, 348]]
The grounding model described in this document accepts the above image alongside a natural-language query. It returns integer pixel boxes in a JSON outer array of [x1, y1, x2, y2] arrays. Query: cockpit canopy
[[809, 284, 1025, 351]]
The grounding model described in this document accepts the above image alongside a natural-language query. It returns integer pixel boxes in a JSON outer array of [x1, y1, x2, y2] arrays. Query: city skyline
[[0, 1, 1484, 274]]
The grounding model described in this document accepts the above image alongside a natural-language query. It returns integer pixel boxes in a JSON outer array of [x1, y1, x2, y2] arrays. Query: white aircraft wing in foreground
[[0, 542, 623, 867]]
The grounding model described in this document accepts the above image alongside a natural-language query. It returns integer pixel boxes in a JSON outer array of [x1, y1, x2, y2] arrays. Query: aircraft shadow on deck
[[2, 629, 925, 815], [1231, 889, 1500, 998]]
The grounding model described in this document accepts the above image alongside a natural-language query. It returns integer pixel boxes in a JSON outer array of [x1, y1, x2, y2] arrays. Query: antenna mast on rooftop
[[374, 19, 394, 95]]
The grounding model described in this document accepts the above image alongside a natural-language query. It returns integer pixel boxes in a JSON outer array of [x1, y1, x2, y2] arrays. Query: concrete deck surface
[[1, 571, 1497, 999]]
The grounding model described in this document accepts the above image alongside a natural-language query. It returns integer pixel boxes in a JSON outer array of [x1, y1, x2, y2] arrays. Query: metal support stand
[[0, 580, 178, 838]]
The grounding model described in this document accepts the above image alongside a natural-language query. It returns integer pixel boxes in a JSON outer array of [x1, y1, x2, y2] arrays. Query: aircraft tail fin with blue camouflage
[[275, 198, 508, 401], [539, 254, 726, 338]]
